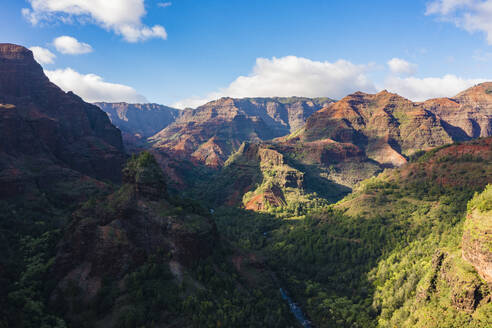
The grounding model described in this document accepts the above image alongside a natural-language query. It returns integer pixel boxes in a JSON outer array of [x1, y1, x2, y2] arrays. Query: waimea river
[[279, 287, 312, 327]]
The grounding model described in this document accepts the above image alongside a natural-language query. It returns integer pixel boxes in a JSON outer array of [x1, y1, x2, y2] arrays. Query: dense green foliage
[[0, 200, 69, 328], [2, 140, 492, 327], [1, 153, 298, 328], [212, 147, 492, 327]]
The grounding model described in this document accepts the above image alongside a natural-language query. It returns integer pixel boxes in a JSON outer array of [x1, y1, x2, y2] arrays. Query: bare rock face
[[150, 97, 333, 167], [210, 141, 362, 210], [299, 90, 453, 167], [424, 83, 492, 139], [462, 185, 492, 285], [0, 43, 125, 197], [422, 250, 489, 313]]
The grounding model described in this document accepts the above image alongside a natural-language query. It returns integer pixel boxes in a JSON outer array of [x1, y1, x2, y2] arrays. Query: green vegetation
[[2, 136, 492, 327], [211, 140, 492, 327], [2, 153, 299, 328], [468, 184, 492, 212]]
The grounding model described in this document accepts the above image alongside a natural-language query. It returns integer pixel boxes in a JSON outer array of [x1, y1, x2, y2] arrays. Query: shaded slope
[[0, 43, 125, 190], [0, 43, 125, 328], [51, 153, 217, 327], [95, 102, 180, 151]]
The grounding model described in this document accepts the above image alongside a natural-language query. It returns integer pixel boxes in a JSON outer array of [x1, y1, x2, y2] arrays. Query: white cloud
[[158, 2, 172, 8], [387, 58, 417, 76], [426, 0, 475, 15], [22, 0, 167, 42], [384, 74, 486, 101], [172, 55, 487, 108], [29, 46, 56, 64], [173, 56, 376, 108], [54, 36, 92, 54], [45, 68, 147, 103], [426, 0, 492, 44]]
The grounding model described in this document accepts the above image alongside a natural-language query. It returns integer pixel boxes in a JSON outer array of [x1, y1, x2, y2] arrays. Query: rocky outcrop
[[420, 250, 489, 313], [51, 153, 217, 321], [294, 86, 492, 170], [424, 83, 492, 139], [150, 97, 333, 167], [213, 143, 309, 210], [463, 185, 492, 285], [298, 90, 453, 167], [0, 44, 125, 198]]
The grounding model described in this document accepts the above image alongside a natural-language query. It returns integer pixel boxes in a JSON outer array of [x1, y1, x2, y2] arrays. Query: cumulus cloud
[[158, 2, 172, 8], [426, 0, 492, 44], [384, 74, 486, 101], [174, 56, 376, 108], [54, 36, 92, 54], [22, 0, 167, 42], [387, 58, 417, 76], [29, 46, 56, 64], [45, 68, 147, 103]]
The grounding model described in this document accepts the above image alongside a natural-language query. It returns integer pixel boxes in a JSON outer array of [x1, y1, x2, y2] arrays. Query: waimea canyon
[[1, 42, 492, 328]]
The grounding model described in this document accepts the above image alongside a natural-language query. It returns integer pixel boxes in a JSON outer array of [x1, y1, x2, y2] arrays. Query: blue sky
[[2, 0, 492, 107]]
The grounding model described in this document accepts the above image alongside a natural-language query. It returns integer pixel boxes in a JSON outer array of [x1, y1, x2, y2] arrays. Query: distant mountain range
[[1, 43, 492, 328], [94, 82, 492, 208], [95, 102, 180, 151], [97, 83, 492, 172]]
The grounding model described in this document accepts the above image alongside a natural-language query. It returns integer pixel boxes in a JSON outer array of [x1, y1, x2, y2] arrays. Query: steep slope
[[296, 90, 453, 167], [463, 185, 492, 284], [150, 97, 333, 167], [50, 153, 217, 326], [200, 140, 376, 212], [333, 137, 492, 327], [95, 102, 180, 150], [168, 88, 492, 213], [424, 82, 492, 139], [2, 152, 296, 328], [0, 43, 126, 191], [0, 43, 126, 328], [212, 137, 492, 328]]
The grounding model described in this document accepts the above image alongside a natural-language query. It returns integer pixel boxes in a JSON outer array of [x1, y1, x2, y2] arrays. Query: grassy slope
[[213, 137, 492, 327]]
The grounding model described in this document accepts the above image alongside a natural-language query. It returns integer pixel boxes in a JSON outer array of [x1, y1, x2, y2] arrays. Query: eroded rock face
[[424, 83, 492, 139], [150, 97, 333, 167], [300, 90, 453, 167], [423, 251, 489, 313], [0, 44, 125, 194], [463, 185, 492, 285]]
